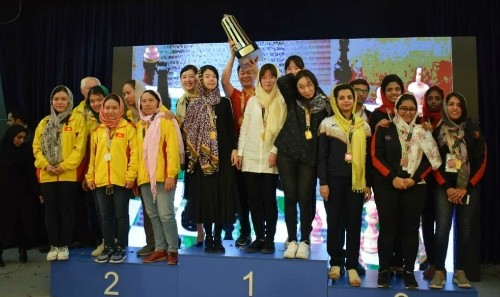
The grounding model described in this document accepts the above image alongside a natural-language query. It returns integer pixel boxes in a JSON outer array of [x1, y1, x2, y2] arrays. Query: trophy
[[221, 14, 261, 64]]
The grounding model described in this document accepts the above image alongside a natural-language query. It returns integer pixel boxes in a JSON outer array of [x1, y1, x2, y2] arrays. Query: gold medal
[[455, 159, 462, 169], [344, 153, 352, 162], [305, 130, 313, 140], [238, 116, 243, 125], [210, 131, 217, 139]]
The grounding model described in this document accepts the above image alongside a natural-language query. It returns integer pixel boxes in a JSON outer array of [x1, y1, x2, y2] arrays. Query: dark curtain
[[1, 0, 499, 265]]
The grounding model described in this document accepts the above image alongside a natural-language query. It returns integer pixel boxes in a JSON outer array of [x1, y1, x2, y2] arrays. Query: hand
[[376, 119, 391, 129], [125, 181, 134, 189], [39, 195, 44, 204], [268, 152, 277, 167], [446, 187, 460, 203], [164, 177, 176, 191], [236, 156, 242, 170], [87, 181, 96, 190], [44, 164, 58, 176], [422, 121, 433, 131], [456, 188, 467, 204], [364, 187, 372, 203], [320, 185, 329, 201], [228, 40, 236, 56], [132, 186, 139, 197], [392, 177, 406, 190], [164, 110, 175, 120], [403, 178, 416, 188], [230, 150, 239, 168], [53, 165, 64, 175], [81, 180, 89, 191]]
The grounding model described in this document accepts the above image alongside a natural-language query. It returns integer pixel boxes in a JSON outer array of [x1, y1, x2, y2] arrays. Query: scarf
[[375, 88, 396, 116], [139, 90, 185, 199], [41, 85, 74, 165], [255, 65, 287, 148], [438, 92, 470, 188], [99, 94, 125, 129], [176, 87, 198, 125], [393, 95, 442, 177], [296, 91, 330, 114], [329, 88, 368, 192], [183, 82, 221, 175]]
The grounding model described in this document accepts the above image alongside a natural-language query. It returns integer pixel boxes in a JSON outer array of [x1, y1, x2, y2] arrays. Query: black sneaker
[[95, 246, 114, 263], [109, 246, 127, 263], [403, 270, 418, 289], [377, 269, 391, 288], [235, 235, 251, 247], [245, 239, 264, 253], [260, 238, 275, 254], [214, 238, 225, 254]]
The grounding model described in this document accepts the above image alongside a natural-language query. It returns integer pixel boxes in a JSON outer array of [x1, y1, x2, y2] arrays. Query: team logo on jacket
[[384, 135, 392, 141], [115, 132, 125, 138], [63, 126, 73, 131]]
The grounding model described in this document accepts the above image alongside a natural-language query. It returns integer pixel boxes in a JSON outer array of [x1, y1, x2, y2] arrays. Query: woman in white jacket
[[237, 63, 286, 254]]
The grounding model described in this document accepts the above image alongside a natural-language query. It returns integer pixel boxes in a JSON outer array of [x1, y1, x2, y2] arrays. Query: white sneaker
[[47, 246, 58, 261], [283, 240, 298, 258], [295, 241, 310, 259], [57, 246, 69, 260], [91, 242, 105, 257]]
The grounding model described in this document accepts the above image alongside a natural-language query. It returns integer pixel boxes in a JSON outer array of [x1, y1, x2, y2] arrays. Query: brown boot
[[167, 251, 178, 265]]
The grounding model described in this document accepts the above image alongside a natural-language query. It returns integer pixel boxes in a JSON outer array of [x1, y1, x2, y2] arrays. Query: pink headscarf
[[139, 90, 184, 199]]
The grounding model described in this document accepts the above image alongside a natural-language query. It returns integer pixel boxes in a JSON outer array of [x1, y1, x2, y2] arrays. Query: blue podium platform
[[51, 243, 478, 297], [328, 270, 478, 297]]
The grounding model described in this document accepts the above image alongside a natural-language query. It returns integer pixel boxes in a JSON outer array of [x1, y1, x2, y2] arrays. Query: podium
[[51, 242, 478, 297]]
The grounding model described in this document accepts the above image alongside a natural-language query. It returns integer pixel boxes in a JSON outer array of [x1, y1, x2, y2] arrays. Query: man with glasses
[[350, 79, 372, 121]]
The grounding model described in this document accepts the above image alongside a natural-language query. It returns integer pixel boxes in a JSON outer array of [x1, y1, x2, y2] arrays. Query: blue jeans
[[140, 183, 179, 252], [434, 185, 480, 271], [95, 185, 131, 248]]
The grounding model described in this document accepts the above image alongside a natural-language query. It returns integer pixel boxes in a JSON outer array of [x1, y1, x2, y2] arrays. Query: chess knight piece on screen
[[221, 14, 261, 65]]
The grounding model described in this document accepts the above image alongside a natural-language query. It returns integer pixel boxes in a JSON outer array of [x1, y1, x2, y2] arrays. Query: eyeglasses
[[353, 88, 368, 94], [398, 107, 417, 114]]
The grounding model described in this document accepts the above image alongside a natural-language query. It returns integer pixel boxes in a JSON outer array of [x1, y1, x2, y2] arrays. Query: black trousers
[[374, 182, 426, 271], [41, 181, 79, 247], [277, 153, 315, 242], [244, 172, 278, 240], [324, 176, 363, 269]]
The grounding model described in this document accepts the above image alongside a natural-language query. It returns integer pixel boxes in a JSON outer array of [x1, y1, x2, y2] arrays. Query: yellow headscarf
[[329, 85, 367, 192], [254, 64, 287, 149]]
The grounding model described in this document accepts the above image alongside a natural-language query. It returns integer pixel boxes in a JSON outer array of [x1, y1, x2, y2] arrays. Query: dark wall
[[1, 0, 499, 264]]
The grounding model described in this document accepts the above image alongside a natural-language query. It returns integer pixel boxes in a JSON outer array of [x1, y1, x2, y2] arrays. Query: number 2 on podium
[[243, 271, 253, 296]]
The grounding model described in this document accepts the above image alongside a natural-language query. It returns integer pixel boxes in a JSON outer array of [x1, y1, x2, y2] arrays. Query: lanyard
[[105, 127, 117, 149]]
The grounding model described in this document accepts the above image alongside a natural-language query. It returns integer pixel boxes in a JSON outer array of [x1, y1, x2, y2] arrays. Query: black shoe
[[377, 269, 391, 288], [19, 248, 28, 263], [235, 234, 251, 247], [204, 236, 214, 253], [260, 238, 275, 254], [214, 238, 225, 254], [403, 270, 418, 289], [245, 239, 264, 253], [356, 262, 366, 275]]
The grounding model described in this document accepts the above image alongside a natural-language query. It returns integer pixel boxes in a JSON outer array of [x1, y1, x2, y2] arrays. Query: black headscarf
[[0, 125, 32, 168]]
